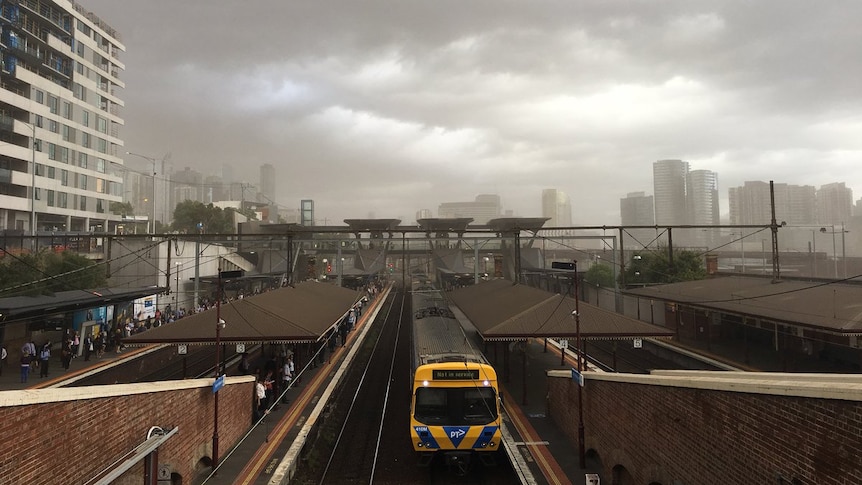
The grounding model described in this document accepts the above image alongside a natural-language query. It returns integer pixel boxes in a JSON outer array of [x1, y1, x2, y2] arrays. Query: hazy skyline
[[82, 1, 862, 224]]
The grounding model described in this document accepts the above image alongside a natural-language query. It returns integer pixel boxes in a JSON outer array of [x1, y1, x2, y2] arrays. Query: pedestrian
[[20, 351, 31, 383], [281, 357, 293, 404], [339, 321, 349, 347], [61, 341, 72, 371], [72, 332, 80, 357], [263, 369, 275, 410], [254, 375, 267, 422], [0, 345, 6, 376], [27, 341, 37, 371], [83, 334, 93, 361], [39, 341, 51, 378], [347, 309, 356, 331]]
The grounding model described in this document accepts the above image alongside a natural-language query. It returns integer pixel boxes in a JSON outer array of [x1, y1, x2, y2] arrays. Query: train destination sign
[[433, 369, 479, 380]]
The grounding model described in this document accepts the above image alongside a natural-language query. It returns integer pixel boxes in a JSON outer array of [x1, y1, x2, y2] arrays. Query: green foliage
[[584, 262, 616, 288], [109, 201, 134, 216], [624, 246, 706, 286], [171, 200, 234, 234], [0, 250, 106, 295]]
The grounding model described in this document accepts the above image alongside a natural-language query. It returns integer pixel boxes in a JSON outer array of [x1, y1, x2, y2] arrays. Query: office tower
[[687, 170, 720, 248], [260, 163, 275, 204], [816, 182, 853, 225], [416, 209, 432, 222], [0, 2, 124, 233], [172, 167, 205, 205], [728, 181, 816, 225], [438, 194, 501, 224], [620, 192, 655, 249], [541, 189, 572, 227], [653, 160, 689, 226]]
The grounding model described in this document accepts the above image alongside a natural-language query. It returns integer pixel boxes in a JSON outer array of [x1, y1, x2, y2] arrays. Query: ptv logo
[[444, 426, 470, 447]]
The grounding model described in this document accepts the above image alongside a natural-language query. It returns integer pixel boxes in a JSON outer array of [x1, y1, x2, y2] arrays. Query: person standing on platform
[[39, 341, 51, 378], [20, 351, 31, 383], [83, 334, 93, 361], [347, 309, 357, 331]]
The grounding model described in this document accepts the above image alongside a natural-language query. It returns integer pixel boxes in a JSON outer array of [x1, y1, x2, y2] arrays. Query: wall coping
[[0, 375, 255, 407], [547, 369, 862, 401]]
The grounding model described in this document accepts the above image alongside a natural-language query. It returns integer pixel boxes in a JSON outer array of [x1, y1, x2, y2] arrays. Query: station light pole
[[126, 151, 159, 234], [571, 260, 586, 470], [820, 224, 849, 278]]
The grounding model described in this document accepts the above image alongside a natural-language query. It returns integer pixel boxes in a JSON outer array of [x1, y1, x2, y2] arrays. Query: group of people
[[243, 349, 297, 422]]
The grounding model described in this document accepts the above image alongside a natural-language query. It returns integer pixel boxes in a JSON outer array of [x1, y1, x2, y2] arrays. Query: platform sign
[[560, 339, 568, 349], [177, 344, 187, 355], [633, 338, 643, 349], [212, 374, 225, 394], [571, 368, 584, 387], [236, 343, 245, 353], [586, 473, 600, 485]]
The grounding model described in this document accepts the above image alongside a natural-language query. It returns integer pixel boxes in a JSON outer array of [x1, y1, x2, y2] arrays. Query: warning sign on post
[[633, 338, 642, 348]]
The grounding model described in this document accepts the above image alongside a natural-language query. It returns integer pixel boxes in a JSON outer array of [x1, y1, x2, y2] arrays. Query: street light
[[820, 224, 849, 278], [126, 151, 159, 234], [571, 260, 585, 470]]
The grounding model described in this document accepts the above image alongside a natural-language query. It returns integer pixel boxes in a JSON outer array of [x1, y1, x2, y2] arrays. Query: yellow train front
[[410, 360, 502, 469]]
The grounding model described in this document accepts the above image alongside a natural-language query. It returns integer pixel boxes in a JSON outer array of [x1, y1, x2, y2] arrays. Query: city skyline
[[73, 1, 862, 226]]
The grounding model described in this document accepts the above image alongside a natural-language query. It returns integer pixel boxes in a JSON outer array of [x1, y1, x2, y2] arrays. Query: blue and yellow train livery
[[410, 281, 502, 471]]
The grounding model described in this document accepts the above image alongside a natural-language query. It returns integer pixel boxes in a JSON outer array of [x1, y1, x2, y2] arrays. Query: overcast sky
[[81, 1, 862, 225]]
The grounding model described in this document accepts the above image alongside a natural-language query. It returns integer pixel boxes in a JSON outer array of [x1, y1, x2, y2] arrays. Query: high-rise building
[[728, 181, 816, 225], [687, 170, 720, 248], [816, 182, 853, 225], [0, 2, 124, 233], [438, 194, 501, 224], [172, 167, 205, 205], [620, 191, 655, 248], [415, 209, 432, 223], [653, 160, 689, 226], [541, 189, 572, 227], [259, 163, 275, 204]]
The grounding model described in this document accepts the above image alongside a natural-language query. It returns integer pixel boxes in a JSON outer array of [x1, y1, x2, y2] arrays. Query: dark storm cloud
[[82, 0, 862, 223]]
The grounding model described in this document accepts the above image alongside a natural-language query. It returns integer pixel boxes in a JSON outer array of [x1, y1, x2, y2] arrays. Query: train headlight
[[422, 380, 429, 386], [483, 379, 490, 386], [417, 442, 423, 447], [490, 441, 496, 447]]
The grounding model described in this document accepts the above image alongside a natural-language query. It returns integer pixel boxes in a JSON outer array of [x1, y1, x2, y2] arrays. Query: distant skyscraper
[[816, 182, 853, 225], [416, 209, 432, 222], [541, 189, 572, 227], [653, 160, 689, 226], [687, 170, 720, 248], [620, 192, 655, 248], [438, 194, 501, 224], [728, 181, 816, 225], [260, 163, 276, 204]]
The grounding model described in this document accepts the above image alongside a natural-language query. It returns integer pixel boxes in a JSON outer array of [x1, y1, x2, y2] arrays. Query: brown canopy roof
[[625, 275, 862, 335], [123, 281, 363, 345], [448, 279, 673, 341]]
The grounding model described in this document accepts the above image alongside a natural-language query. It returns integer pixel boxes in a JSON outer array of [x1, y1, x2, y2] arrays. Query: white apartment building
[[0, 0, 124, 234]]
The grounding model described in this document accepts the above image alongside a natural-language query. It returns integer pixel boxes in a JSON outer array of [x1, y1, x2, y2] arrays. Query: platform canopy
[[0, 286, 166, 320], [448, 279, 674, 342], [123, 281, 363, 345], [486, 217, 550, 234], [343, 218, 402, 232]]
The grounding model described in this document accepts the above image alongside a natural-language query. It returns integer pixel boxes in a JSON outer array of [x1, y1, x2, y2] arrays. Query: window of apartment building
[[77, 20, 91, 36], [47, 190, 55, 207], [96, 178, 106, 194], [34, 187, 41, 200], [73, 83, 83, 100], [47, 143, 56, 161], [47, 166, 55, 179], [35, 163, 44, 176], [97, 117, 107, 134], [97, 137, 107, 154], [60, 146, 69, 164], [81, 132, 90, 148], [60, 169, 68, 186], [82, 110, 89, 127], [80, 174, 88, 190], [34, 115, 43, 128], [79, 152, 87, 169], [76, 41, 84, 56], [79, 195, 87, 211], [96, 158, 106, 173], [63, 102, 72, 120], [62, 124, 70, 141], [76, 62, 84, 75], [96, 199, 105, 213], [49, 119, 58, 133], [58, 192, 67, 208], [34, 89, 44, 104], [48, 95, 58, 114]]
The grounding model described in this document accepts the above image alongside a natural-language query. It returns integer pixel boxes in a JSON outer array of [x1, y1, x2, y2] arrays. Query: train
[[409, 279, 503, 472]]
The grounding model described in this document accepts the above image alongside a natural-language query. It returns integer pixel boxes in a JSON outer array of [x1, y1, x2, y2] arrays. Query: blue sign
[[212, 374, 225, 393], [571, 368, 584, 387]]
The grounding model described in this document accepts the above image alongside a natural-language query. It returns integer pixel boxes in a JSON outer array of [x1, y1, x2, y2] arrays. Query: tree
[[171, 200, 234, 234], [624, 246, 706, 287], [109, 201, 134, 217], [0, 250, 107, 295], [584, 263, 615, 288]]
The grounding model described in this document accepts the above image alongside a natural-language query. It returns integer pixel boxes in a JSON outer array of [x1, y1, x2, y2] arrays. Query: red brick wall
[[0, 378, 253, 484], [547, 375, 862, 484]]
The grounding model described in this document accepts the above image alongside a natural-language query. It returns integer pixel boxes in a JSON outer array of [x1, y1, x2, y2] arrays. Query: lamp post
[[28, 121, 36, 239], [820, 224, 849, 278], [126, 151, 159, 234], [571, 260, 586, 470], [174, 262, 181, 310], [213, 268, 224, 470]]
